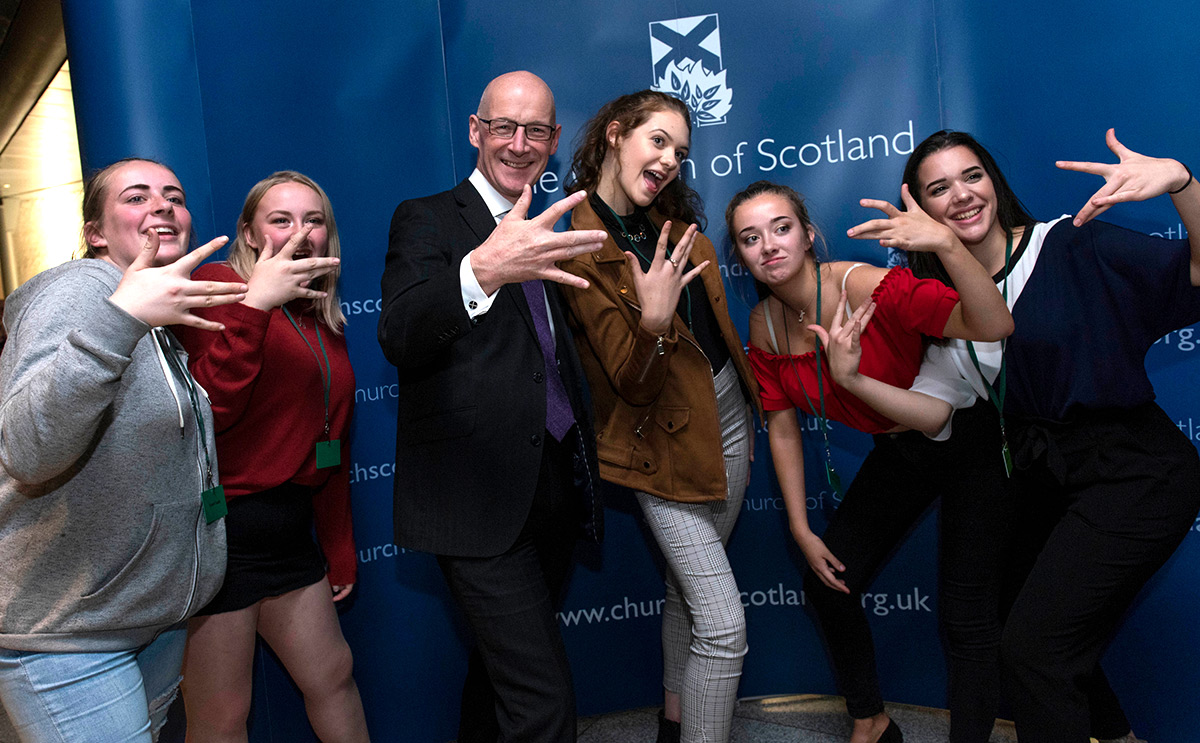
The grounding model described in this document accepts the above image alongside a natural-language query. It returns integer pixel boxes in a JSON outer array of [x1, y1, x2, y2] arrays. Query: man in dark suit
[[378, 71, 608, 743]]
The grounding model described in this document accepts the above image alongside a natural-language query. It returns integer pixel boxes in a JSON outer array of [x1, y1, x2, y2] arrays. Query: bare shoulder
[[831, 261, 889, 306], [747, 300, 770, 349]]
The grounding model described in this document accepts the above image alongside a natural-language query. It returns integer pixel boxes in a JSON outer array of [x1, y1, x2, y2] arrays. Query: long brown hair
[[567, 90, 704, 228], [228, 171, 347, 332], [902, 130, 1036, 286]]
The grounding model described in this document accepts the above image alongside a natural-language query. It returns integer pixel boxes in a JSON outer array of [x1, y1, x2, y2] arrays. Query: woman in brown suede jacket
[[561, 90, 758, 743]]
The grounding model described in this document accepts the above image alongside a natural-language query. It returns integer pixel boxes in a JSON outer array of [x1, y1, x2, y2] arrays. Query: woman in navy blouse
[[856, 128, 1200, 743]]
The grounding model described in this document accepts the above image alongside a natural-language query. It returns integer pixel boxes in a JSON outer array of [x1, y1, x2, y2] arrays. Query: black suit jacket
[[379, 178, 601, 557]]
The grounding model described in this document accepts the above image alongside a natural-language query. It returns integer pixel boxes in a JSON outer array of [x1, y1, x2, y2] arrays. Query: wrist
[[1169, 162, 1193, 195], [469, 251, 502, 296], [639, 316, 672, 336], [932, 232, 965, 259], [835, 372, 861, 392], [789, 519, 813, 538], [242, 286, 277, 312]]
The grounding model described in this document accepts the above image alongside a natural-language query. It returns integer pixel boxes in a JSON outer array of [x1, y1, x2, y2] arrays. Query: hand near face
[[627, 221, 709, 335], [809, 290, 876, 389], [243, 224, 341, 311], [108, 231, 247, 330], [470, 187, 607, 295], [847, 184, 957, 254], [1058, 128, 1194, 226]]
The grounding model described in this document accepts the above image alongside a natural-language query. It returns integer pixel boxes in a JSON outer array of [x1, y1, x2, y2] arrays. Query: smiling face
[[915, 145, 1004, 249], [84, 160, 192, 270], [731, 193, 816, 288], [244, 182, 328, 259], [468, 72, 560, 201], [598, 109, 690, 214]]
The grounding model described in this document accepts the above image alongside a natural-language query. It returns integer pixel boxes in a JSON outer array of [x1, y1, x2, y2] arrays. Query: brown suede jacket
[[560, 197, 760, 503]]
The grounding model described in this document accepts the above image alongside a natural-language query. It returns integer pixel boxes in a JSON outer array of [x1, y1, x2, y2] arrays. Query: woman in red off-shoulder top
[[727, 180, 1012, 743]]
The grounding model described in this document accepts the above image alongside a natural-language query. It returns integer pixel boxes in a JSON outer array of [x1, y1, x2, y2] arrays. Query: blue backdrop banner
[[61, 2, 1200, 741]]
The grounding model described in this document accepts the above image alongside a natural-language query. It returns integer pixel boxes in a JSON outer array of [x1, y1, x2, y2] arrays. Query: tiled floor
[[577, 695, 1020, 742]]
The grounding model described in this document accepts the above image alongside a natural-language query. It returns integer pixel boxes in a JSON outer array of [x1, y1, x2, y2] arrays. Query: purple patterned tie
[[521, 280, 575, 441]]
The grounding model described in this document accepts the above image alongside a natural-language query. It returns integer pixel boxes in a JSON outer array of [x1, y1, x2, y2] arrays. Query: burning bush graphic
[[655, 59, 732, 126]]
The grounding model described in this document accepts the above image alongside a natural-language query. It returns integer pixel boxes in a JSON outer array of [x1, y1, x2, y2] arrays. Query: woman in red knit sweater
[[175, 171, 367, 742]]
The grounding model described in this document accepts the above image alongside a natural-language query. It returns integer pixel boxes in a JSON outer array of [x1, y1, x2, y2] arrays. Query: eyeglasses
[[477, 117, 556, 142]]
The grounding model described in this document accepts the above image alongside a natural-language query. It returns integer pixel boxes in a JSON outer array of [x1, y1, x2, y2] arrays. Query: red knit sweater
[[176, 262, 357, 585]]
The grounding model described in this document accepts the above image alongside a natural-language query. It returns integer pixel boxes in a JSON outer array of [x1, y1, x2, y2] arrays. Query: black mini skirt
[[194, 482, 326, 616]]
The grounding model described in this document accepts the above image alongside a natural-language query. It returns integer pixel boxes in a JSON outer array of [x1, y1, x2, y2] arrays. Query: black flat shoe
[[876, 718, 903, 743], [656, 708, 681, 743]]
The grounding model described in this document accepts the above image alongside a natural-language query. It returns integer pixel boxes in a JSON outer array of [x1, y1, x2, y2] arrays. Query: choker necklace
[[599, 198, 694, 331], [607, 208, 647, 243]]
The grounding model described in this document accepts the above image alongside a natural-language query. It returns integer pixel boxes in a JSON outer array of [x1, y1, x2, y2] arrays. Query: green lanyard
[[600, 201, 694, 331], [784, 264, 844, 498], [154, 329, 226, 523], [965, 231, 1013, 477], [282, 307, 341, 469]]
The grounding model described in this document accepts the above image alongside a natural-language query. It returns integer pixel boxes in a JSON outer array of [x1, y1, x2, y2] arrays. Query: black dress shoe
[[876, 718, 903, 743], [656, 708, 681, 743]]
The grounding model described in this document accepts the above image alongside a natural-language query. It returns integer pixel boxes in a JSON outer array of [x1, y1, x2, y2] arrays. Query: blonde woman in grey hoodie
[[0, 158, 247, 742]]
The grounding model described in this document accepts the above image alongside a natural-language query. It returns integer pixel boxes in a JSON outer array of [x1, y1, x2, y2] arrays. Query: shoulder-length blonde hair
[[227, 171, 347, 332]]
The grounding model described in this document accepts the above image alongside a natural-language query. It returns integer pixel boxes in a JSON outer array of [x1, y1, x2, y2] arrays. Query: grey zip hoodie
[[0, 259, 226, 652]]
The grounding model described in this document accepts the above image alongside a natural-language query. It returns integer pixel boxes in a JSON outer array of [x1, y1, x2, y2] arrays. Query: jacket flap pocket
[[596, 438, 633, 468], [654, 406, 690, 434]]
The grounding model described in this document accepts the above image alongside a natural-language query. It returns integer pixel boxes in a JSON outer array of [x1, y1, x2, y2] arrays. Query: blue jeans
[[0, 624, 186, 743]]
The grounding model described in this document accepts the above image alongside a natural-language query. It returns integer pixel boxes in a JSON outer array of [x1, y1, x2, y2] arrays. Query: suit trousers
[[1000, 403, 1200, 743], [438, 430, 581, 743]]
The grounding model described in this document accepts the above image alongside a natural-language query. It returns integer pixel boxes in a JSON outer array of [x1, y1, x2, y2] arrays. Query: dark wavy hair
[[902, 130, 1036, 286], [725, 180, 829, 301], [566, 89, 705, 228]]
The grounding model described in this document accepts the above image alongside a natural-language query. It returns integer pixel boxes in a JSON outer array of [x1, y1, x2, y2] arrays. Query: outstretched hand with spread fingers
[[470, 186, 607, 294], [109, 230, 247, 330], [847, 184, 957, 254], [1058, 128, 1194, 226], [810, 290, 876, 389], [243, 223, 342, 311], [626, 221, 709, 335]]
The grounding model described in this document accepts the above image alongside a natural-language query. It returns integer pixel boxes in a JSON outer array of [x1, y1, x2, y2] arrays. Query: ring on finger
[[669, 258, 679, 267]]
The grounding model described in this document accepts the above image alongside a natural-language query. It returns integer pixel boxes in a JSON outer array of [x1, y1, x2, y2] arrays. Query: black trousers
[[437, 431, 581, 743], [804, 401, 1016, 743], [1000, 403, 1200, 743]]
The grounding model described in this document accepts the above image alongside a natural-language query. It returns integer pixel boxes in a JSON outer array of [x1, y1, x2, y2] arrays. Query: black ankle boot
[[656, 708, 681, 743]]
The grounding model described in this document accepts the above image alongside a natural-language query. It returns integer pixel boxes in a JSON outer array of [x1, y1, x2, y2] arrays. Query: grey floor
[[578, 695, 1020, 743], [4, 693, 1137, 741], [0, 695, 1020, 742]]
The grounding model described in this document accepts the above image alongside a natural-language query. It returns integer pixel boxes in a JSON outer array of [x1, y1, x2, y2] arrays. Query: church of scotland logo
[[649, 14, 732, 127]]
